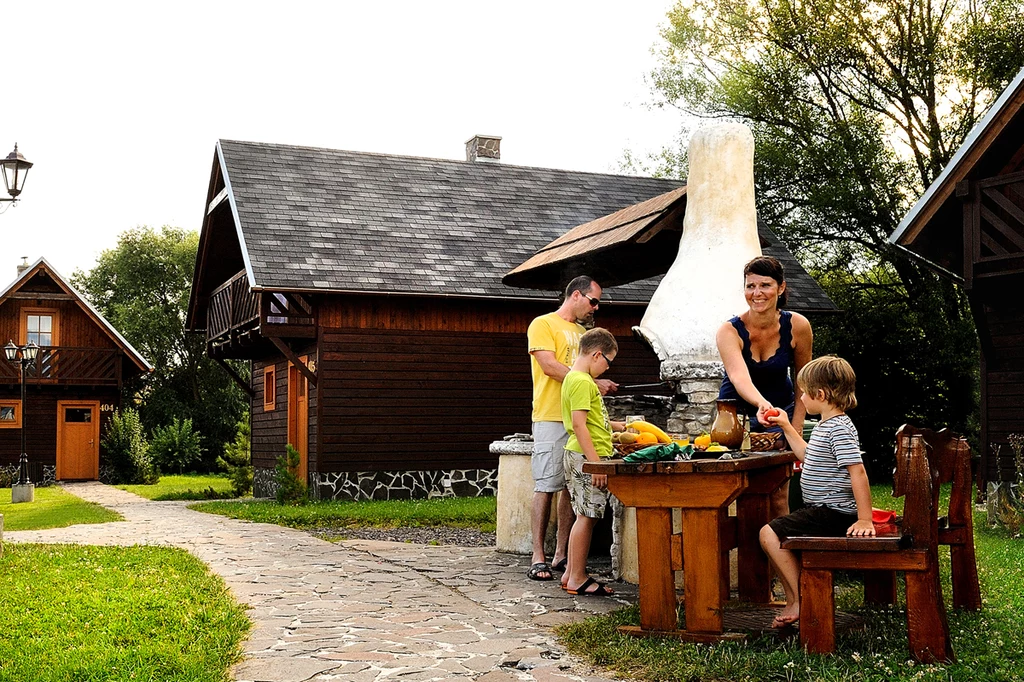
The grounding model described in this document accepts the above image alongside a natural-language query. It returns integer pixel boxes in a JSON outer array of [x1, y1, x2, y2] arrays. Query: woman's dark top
[[718, 310, 796, 432]]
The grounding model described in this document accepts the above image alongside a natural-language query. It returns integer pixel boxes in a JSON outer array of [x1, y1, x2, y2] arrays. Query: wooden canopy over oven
[[503, 187, 837, 313]]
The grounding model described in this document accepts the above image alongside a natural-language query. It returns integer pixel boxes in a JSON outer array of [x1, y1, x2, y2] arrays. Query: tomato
[[765, 408, 781, 418]]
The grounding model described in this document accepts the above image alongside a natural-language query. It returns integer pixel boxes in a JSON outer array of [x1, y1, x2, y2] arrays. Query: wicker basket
[[750, 432, 785, 452], [613, 441, 651, 457]]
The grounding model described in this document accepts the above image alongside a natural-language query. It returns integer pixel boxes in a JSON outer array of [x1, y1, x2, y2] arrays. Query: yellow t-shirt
[[528, 312, 585, 422]]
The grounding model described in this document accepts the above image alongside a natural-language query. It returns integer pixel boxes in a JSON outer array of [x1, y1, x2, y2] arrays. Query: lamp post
[[1, 144, 33, 203], [4, 340, 38, 503]]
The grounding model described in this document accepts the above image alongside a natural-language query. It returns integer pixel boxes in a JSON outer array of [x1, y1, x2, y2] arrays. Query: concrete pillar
[[12, 483, 34, 504], [493, 440, 557, 555]]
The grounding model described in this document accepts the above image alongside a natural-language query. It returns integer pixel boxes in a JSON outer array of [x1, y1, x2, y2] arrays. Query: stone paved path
[[7, 482, 638, 682]]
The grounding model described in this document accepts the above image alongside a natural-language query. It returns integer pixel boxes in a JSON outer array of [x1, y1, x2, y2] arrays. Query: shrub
[[274, 444, 307, 505], [102, 408, 158, 484], [150, 418, 203, 474], [217, 419, 252, 497]]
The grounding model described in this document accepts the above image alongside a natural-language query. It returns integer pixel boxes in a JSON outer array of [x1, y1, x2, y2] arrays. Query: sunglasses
[[599, 352, 613, 366], [586, 296, 600, 307]]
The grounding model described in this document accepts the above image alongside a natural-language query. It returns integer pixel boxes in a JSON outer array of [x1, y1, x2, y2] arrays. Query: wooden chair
[[863, 425, 982, 611], [781, 432, 954, 663]]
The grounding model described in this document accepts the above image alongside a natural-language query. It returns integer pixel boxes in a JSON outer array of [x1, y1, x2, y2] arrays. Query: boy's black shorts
[[768, 505, 859, 541]]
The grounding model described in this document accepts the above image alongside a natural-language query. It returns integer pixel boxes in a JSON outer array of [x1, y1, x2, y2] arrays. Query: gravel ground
[[309, 525, 497, 547]]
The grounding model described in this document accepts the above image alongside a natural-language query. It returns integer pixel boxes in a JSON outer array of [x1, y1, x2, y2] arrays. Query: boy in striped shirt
[[760, 355, 874, 628]]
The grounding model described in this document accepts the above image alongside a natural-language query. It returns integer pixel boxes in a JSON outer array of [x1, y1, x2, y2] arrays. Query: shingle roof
[[218, 139, 834, 311]]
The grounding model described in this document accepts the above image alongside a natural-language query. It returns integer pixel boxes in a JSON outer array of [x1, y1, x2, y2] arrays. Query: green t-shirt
[[561, 370, 613, 458]]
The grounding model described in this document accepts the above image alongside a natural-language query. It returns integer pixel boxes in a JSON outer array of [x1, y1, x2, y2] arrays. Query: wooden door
[[288, 359, 309, 483], [57, 400, 100, 480]]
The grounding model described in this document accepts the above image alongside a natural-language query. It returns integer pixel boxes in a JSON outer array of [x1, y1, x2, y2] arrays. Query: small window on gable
[[21, 308, 59, 347], [0, 401, 20, 428], [264, 366, 276, 411]]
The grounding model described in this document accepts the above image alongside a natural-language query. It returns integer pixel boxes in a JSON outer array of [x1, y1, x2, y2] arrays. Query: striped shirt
[[799, 414, 863, 514]]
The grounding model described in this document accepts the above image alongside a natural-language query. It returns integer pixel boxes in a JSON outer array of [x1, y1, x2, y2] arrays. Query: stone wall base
[[253, 466, 497, 501], [0, 464, 56, 487]]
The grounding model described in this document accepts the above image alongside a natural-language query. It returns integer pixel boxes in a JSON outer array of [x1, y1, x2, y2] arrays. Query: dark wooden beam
[[963, 182, 979, 288], [8, 292, 76, 300], [214, 357, 255, 398], [267, 336, 318, 387]]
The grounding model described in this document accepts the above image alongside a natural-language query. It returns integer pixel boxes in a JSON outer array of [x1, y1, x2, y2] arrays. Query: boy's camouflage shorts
[[562, 449, 608, 519]]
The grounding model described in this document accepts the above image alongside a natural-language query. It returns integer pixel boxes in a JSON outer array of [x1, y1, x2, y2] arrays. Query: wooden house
[[185, 137, 835, 500], [0, 258, 151, 482], [891, 66, 1024, 490]]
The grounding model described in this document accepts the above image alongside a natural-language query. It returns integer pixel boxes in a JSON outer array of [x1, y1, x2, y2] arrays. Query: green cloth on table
[[622, 442, 693, 463]]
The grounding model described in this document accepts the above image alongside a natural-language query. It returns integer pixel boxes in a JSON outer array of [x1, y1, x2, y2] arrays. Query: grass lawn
[[191, 495, 497, 532], [0, 485, 122, 531], [118, 474, 240, 501], [557, 484, 1024, 682], [0, 544, 250, 682]]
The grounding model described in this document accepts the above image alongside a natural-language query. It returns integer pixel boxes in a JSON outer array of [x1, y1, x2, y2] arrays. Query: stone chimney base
[[662, 359, 724, 435]]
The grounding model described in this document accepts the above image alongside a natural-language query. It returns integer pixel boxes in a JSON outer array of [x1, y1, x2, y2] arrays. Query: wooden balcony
[[208, 270, 260, 344], [206, 271, 316, 360], [0, 347, 122, 386]]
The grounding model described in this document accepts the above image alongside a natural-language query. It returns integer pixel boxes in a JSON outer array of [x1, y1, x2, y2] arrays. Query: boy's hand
[[591, 473, 607, 490], [847, 519, 876, 537], [764, 407, 790, 429]]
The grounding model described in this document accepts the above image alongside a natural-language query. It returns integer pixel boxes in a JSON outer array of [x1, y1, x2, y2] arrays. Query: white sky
[[3, 1, 686, 280]]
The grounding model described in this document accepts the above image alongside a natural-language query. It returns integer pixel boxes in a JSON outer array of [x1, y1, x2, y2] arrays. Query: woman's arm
[[716, 322, 772, 419], [789, 313, 814, 427], [767, 410, 807, 460]]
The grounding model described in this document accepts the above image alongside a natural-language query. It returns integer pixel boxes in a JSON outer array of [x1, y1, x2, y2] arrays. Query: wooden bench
[[781, 431, 953, 663], [863, 425, 982, 611]]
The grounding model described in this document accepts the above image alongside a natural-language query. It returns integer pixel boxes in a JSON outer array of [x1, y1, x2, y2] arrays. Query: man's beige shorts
[[532, 421, 569, 493]]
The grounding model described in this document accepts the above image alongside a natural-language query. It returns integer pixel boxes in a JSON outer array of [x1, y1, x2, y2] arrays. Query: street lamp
[[1, 144, 33, 202], [4, 340, 38, 502]]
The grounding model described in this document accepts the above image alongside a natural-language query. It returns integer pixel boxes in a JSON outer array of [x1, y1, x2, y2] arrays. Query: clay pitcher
[[710, 399, 744, 449]]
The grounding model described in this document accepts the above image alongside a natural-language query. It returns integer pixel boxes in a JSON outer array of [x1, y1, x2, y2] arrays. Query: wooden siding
[[0, 298, 119, 350], [252, 357, 289, 470], [252, 342, 318, 472], [313, 294, 660, 473], [317, 325, 661, 472], [0, 386, 120, 469], [318, 295, 644, 336], [252, 295, 663, 475], [318, 328, 529, 471], [982, 299, 1024, 482]]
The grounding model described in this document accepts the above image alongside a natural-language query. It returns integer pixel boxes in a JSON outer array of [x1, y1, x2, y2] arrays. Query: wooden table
[[584, 451, 795, 640]]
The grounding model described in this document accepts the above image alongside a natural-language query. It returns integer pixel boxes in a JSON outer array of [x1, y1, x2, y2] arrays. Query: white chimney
[[465, 135, 501, 163], [637, 123, 761, 361], [635, 123, 763, 435], [16, 257, 29, 277]]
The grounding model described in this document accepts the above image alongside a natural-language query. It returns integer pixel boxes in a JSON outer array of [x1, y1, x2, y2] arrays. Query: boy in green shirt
[[560, 327, 626, 596]]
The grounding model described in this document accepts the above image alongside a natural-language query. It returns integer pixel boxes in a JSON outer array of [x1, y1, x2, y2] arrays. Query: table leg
[[681, 508, 724, 633], [635, 507, 677, 632], [736, 494, 772, 603]]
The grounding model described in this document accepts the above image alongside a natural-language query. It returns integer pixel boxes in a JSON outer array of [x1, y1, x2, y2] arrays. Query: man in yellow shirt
[[526, 276, 618, 581]]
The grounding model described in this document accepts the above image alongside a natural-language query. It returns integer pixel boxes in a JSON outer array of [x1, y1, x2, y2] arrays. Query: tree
[[72, 226, 248, 467], [645, 0, 1024, 460]]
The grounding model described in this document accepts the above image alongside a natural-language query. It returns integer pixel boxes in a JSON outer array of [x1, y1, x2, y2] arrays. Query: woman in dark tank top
[[716, 257, 814, 433]]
